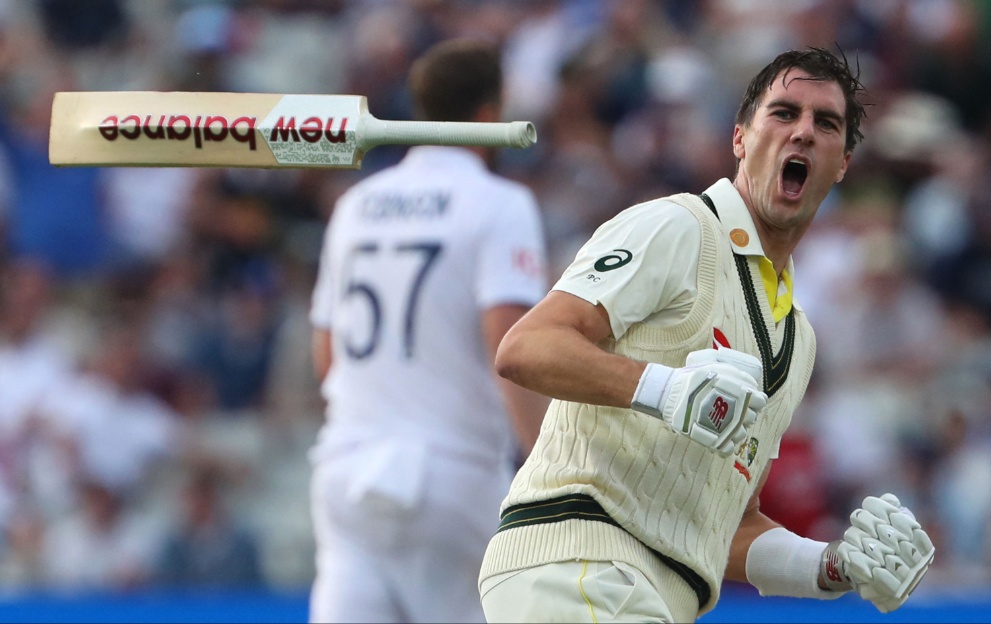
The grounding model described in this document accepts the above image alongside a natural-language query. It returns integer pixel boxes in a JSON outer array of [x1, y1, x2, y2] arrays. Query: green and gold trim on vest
[[699, 193, 795, 398], [497, 494, 615, 532], [734, 254, 795, 397], [497, 493, 712, 609]]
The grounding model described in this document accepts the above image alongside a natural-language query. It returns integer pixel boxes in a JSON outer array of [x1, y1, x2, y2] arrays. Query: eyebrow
[[765, 98, 845, 126]]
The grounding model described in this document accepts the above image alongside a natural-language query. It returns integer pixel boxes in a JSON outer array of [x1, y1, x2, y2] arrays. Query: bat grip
[[358, 117, 537, 150]]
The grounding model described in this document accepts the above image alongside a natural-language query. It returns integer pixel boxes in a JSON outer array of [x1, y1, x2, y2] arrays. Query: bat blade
[[50, 92, 368, 169], [49, 92, 536, 170]]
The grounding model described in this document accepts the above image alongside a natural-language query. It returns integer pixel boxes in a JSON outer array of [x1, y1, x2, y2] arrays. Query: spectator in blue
[[156, 465, 262, 587], [0, 79, 111, 278], [191, 261, 283, 412]]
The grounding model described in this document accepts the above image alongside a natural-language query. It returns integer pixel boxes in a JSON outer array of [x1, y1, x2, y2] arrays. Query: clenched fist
[[821, 493, 935, 613], [632, 348, 768, 456]]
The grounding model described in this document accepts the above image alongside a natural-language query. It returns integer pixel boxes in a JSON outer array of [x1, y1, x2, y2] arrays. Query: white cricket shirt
[[310, 147, 547, 463], [555, 178, 795, 339]]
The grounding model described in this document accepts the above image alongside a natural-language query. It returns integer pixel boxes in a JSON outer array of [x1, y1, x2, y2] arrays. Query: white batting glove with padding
[[631, 348, 767, 456], [823, 493, 935, 613]]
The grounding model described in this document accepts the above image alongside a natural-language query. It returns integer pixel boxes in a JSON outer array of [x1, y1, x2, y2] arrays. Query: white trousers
[[479, 559, 699, 623], [309, 440, 513, 623]]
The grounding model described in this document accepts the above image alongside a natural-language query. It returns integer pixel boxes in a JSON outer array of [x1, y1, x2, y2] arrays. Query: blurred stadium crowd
[[0, 0, 989, 597]]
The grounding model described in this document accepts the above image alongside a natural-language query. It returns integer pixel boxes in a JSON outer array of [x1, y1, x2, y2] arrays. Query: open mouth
[[781, 159, 808, 198]]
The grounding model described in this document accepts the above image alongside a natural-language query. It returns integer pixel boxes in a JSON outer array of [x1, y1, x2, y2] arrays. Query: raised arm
[[496, 289, 766, 457], [494, 290, 646, 409]]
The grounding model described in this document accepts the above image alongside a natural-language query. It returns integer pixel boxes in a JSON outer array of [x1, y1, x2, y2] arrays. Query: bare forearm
[[727, 467, 780, 584], [726, 509, 780, 583], [496, 324, 645, 408]]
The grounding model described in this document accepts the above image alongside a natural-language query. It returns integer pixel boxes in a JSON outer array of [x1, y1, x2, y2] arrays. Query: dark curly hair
[[735, 47, 868, 152]]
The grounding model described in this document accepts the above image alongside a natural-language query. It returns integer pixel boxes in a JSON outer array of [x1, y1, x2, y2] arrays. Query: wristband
[[631, 362, 674, 419], [746, 527, 845, 600]]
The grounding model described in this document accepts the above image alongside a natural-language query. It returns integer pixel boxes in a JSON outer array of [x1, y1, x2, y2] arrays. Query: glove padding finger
[[879, 492, 901, 506], [851, 498, 933, 570], [862, 495, 901, 518], [864, 591, 905, 614], [872, 499, 934, 572], [854, 577, 906, 614], [850, 509, 911, 555], [889, 509, 921, 536]]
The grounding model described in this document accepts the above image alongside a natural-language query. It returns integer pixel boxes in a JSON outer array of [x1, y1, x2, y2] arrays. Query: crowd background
[[0, 0, 989, 601]]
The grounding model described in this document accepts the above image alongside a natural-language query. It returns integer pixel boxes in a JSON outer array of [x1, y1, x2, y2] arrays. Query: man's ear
[[835, 151, 852, 183], [732, 125, 746, 160]]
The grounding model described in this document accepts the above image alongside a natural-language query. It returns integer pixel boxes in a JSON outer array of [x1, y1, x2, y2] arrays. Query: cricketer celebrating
[[478, 47, 935, 623]]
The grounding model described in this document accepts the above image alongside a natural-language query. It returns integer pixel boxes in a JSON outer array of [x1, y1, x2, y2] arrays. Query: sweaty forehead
[[764, 67, 843, 102], [764, 68, 844, 108]]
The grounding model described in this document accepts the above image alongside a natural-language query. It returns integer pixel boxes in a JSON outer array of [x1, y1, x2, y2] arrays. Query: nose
[[791, 113, 815, 145]]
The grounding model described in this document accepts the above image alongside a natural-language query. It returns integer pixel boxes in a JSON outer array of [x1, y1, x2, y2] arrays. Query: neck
[[752, 219, 800, 278], [465, 144, 488, 160], [468, 102, 501, 167], [732, 177, 800, 277]]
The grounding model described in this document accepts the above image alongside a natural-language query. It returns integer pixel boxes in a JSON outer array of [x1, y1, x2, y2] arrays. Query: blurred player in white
[[308, 39, 549, 623]]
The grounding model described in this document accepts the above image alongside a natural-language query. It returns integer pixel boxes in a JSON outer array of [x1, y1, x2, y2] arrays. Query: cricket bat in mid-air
[[49, 92, 537, 169]]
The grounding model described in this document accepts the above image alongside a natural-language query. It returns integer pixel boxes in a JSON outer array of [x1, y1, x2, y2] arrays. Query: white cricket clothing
[[554, 198, 701, 339], [310, 146, 546, 463], [480, 558, 698, 623], [480, 179, 816, 620], [554, 179, 796, 341], [309, 146, 547, 623]]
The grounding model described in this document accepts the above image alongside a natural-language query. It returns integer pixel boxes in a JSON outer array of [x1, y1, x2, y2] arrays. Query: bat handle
[[358, 117, 537, 150]]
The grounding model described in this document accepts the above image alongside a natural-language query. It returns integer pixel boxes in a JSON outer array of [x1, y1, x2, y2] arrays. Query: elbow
[[494, 331, 528, 384]]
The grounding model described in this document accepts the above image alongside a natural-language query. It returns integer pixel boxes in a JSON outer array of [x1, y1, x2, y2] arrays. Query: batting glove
[[821, 493, 935, 613], [631, 348, 767, 456]]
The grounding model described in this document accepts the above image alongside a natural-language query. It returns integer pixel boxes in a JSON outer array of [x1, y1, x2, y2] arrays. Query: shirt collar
[[402, 146, 487, 171], [702, 177, 795, 277]]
